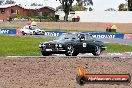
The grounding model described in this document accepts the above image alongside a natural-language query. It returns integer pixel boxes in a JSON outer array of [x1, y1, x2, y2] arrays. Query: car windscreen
[[85, 35, 94, 41], [30, 26, 39, 30], [55, 34, 78, 41]]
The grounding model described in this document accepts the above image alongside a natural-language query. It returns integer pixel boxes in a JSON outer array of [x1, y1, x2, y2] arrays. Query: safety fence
[[0, 28, 132, 40]]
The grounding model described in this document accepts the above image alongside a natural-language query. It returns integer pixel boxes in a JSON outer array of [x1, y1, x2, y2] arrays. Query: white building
[[55, 9, 75, 21], [55, 9, 132, 23]]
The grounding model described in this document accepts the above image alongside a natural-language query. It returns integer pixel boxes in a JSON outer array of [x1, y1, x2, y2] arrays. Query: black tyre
[[92, 46, 101, 56], [33, 31, 37, 35], [41, 51, 50, 56], [76, 76, 87, 85], [65, 44, 77, 56], [22, 31, 26, 35], [73, 52, 79, 56], [42, 31, 45, 35]]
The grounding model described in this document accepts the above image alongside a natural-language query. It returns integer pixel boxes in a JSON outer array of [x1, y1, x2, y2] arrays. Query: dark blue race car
[[39, 33, 107, 56]]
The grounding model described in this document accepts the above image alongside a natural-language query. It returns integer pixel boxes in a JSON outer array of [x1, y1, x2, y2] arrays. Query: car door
[[85, 35, 96, 52], [28, 26, 33, 33], [74, 34, 88, 53], [24, 26, 30, 34]]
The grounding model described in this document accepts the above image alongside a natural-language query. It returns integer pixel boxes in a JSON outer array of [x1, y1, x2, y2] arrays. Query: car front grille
[[45, 43, 56, 49]]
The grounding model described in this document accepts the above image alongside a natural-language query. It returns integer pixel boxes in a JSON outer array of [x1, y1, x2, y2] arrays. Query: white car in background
[[20, 25, 45, 35]]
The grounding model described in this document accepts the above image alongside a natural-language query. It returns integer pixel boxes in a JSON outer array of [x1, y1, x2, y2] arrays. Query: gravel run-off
[[0, 57, 131, 88]]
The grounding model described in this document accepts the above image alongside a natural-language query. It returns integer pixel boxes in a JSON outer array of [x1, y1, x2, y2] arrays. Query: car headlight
[[55, 44, 58, 47], [59, 44, 62, 47], [39, 44, 41, 47], [42, 44, 45, 47]]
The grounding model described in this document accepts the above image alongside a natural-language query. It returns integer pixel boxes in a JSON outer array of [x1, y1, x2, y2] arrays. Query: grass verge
[[0, 26, 19, 29], [0, 35, 53, 56], [0, 35, 132, 56], [106, 43, 132, 53]]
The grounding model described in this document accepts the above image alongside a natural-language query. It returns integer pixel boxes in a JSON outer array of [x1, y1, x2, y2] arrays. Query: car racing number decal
[[83, 43, 86, 47]]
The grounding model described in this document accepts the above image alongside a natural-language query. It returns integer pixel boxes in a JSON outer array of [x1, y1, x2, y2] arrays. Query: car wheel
[[41, 51, 50, 56], [22, 31, 26, 35], [73, 52, 79, 56], [65, 44, 76, 56], [42, 31, 45, 35], [92, 46, 101, 56], [33, 31, 37, 35]]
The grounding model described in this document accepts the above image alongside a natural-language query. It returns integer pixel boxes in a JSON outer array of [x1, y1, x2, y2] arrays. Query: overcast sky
[[14, 0, 126, 11]]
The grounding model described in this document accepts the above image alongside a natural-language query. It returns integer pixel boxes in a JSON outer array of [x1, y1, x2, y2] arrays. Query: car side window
[[24, 26, 29, 29], [29, 26, 34, 30], [72, 37, 76, 40], [78, 34, 86, 42], [86, 35, 93, 41], [30, 26, 37, 30], [29, 26, 31, 30], [80, 36, 85, 41]]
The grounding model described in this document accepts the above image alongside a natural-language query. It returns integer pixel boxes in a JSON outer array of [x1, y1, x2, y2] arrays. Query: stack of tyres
[[106, 25, 117, 33]]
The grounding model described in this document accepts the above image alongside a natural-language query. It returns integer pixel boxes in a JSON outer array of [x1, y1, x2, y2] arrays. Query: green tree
[[56, 0, 93, 21], [128, 0, 132, 11], [72, 4, 87, 11], [118, 3, 127, 11], [125, 0, 132, 11]]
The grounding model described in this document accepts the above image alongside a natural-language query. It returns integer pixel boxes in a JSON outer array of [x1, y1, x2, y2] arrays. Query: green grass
[[0, 26, 20, 29], [0, 35, 132, 56], [106, 43, 132, 53], [0, 35, 53, 56]]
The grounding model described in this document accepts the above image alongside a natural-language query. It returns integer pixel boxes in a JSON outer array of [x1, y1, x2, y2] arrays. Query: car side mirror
[[78, 34, 85, 42]]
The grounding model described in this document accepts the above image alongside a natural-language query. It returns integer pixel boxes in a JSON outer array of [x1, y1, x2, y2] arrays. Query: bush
[[15, 14, 21, 18], [24, 17, 31, 21], [42, 16, 55, 20], [32, 16, 42, 19]]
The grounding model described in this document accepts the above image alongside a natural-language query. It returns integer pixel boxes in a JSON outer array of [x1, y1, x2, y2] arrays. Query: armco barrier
[[0, 28, 16, 34], [0, 28, 126, 39], [0, 28, 67, 36], [45, 31, 66, 37], [44, 32, 125, 39], [88, 33, 124, 39]]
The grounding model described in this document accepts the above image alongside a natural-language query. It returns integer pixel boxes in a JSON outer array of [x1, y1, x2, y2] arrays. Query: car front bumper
[[39, 46, 66, 52], [101, 46, 107, 51]]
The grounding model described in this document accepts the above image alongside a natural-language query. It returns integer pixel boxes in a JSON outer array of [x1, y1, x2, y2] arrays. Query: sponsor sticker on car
[[46, 49, 52, 51], [83, 43, 86, 47]]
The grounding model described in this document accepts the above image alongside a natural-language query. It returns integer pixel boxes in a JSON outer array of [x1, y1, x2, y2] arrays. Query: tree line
[[56, 0, 132, 21]]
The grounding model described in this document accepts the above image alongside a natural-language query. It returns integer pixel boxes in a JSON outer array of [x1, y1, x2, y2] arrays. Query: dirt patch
[[0, 57, 131, 88]]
